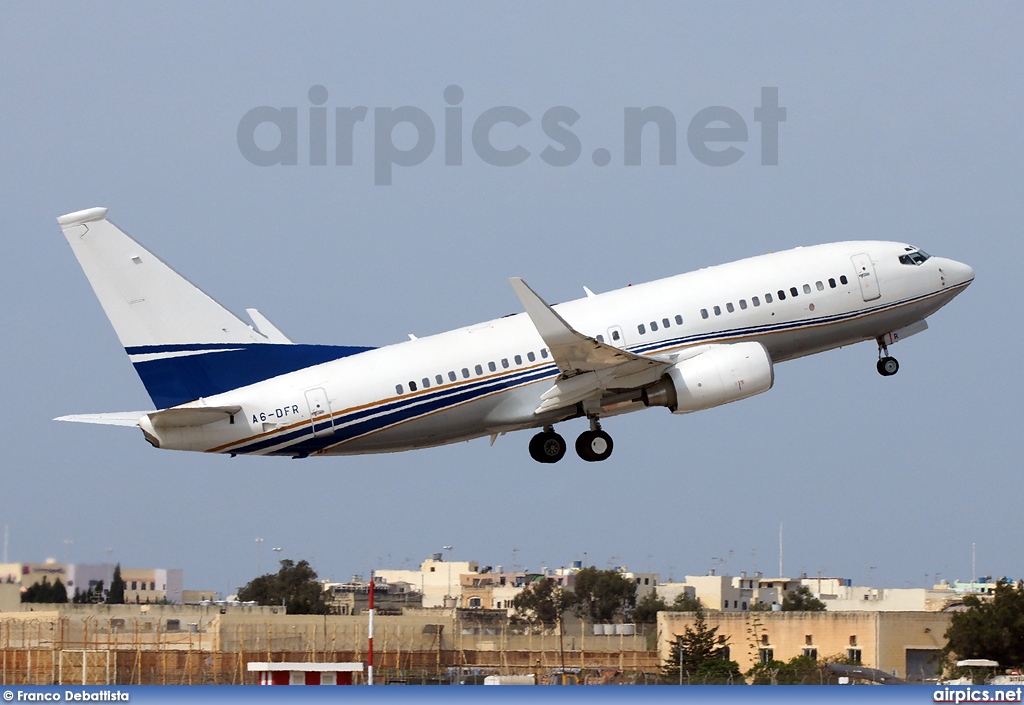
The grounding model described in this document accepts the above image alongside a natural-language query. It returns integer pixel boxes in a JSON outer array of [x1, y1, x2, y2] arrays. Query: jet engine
[[641, 342, 774, 414]]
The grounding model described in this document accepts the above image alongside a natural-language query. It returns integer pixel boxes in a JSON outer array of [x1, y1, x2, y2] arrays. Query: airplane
[[54, 207, 974, 463]]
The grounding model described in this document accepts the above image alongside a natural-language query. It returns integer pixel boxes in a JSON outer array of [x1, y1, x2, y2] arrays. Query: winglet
[[508, 277, 583, 351], [246, 309, 293, 343]]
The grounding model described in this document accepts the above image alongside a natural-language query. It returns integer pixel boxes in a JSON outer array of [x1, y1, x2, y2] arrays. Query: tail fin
[[57, 208, 372, 408]]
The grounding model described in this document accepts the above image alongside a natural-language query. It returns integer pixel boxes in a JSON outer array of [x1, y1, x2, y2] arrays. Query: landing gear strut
[[529, 427, 567, 463], [575, 418, 614, 462], [876, 337, 899, 377]]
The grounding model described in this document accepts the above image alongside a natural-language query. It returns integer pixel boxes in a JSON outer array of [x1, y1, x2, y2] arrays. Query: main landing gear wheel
[[576, 430, 614, 462], [529, 429, 567, 463], [877, 357, 899, 376]]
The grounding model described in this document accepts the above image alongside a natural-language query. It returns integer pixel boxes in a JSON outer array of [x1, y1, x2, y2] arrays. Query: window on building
[[759, 648, 774, 664], [395, 384, 403, 395], [847, 649, 862, 664], [805, 634, 813, 645], [131, 581, 137, 590], [742, 602, 747, 610], [469, 597, 481, 607], [849, 635, 858, 646], [803, 648, 818, 660], [761, 634, 769, 645], [150, 582, 155, 591], [141, 582, 146, 591]]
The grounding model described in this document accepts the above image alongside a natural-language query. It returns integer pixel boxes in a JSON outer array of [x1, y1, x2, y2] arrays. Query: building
[[659, 610, 953, 681], [0, 562, 183, 604], [376, 555, 480, 608], [322, 575, 421, 615]]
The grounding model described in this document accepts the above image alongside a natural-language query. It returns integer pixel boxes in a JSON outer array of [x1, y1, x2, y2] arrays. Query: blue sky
[[0, 2, 1020, 597]]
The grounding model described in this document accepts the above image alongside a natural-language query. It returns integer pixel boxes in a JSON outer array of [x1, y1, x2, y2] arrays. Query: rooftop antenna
[[778, 521, 783, 578]]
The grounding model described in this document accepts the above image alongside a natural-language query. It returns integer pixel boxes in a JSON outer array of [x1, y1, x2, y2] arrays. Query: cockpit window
[[899, 250, 931, 266]]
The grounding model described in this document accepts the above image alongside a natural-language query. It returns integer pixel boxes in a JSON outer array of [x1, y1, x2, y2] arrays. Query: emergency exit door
[[304, 388, 334, 437]]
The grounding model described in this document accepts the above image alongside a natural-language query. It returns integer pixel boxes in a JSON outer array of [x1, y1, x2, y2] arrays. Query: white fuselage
[[148, 240, 973, 457]]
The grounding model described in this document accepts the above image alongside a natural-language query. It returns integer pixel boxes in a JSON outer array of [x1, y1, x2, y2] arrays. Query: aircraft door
[[607, 325, 625, 347], [851, 254, 881, 301], [304, 387, 335, 437]]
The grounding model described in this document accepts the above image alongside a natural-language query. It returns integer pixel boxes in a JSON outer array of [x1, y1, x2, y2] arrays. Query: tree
[[236, 559, 329, 615], [512, 578, 575, 627], [669, 593, 702, 612], [661, 606, 734, 683], [943, 579, 1024, 670], [632, 592, 668, 624], [21, 577, 69, 603], [571, 567, 637, 623], [781, 585, 826, 611], [106, 564, 125, 604], [748, 654, 826, 685]]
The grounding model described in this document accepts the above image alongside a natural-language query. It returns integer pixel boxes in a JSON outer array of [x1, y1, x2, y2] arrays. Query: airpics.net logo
[[237, 85, 786, 185]]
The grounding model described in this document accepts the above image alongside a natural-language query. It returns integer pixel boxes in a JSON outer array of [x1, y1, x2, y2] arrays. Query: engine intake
[[642, 342, 774, 414]]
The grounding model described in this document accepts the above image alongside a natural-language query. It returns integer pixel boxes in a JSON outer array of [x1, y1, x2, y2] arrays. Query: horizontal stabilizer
[[55, 411, 151, 427], [147, 405, 242, 429]]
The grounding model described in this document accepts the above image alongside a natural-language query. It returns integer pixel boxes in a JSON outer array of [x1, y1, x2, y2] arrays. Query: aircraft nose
[[942, 259, 974, 287]]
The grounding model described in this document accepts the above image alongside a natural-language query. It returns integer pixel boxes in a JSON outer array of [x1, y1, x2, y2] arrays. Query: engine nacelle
[[642, 342, 774, 414]]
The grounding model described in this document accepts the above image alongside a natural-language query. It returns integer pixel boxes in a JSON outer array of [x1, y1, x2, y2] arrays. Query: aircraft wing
[[509, 278, 670, 413]]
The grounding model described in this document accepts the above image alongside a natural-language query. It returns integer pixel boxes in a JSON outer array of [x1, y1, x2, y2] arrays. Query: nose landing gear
[[876, 337, 899, 377]]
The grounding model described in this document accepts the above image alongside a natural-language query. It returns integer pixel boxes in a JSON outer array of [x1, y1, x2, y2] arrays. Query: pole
[[368, 570, 374, 685]]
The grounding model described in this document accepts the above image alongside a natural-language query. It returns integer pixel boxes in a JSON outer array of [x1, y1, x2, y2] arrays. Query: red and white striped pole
[[368, 569, 375, 685]]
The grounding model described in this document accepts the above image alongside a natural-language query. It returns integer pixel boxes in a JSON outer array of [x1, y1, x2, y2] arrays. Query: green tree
[[632, 592, 668, 624], [661, 606, 732, 683], [106, 564, 125, 604], [512, 578, 575, 627], [571, 567, 637, 623], [669, 593, 702, 612], [748, 654, 827, 684], [21, 577, 68, 603], [943, 579, 1024, 670], [781, 585, 826, 611], [237, 559, 329, 615]]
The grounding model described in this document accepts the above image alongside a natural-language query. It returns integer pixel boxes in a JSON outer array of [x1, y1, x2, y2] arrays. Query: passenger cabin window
[[596, 334, 604, 342], [488, 361, 496, 372], [790, 287, 799, 297], [650, 321, 658, 331], [527, 352, 536, 362], [840, 275, 849, 285], [675, 315, 683, 325], [396, 384, 404, 395], [816, 281, 824, 291], [612, 329, 621, 341], [448, 371, 457, 382], [475, 364, 483, 375], [739, 299, 747, 310], [422, 378, 430, 388], [803, 284, 812, 294], [714, 305, 721, 316], [638, 323, 646, 335], [541, 348, 549, 358], [752, 296, 760, 307], [765, 293, 773, 303], [662, 318, 670, 328], [462, 368, 470, 378], [829, 278, 837, 288], [514, 354, 522, 365], [701, 308, 709, 319], [435, 374, 443, 385], [409, 380, 418, 391], [777, 290, 786, 300], [726, 302, 734, 313]]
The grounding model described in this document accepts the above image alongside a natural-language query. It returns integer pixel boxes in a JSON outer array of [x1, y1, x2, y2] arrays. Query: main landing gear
[[876, 337, 899, 377], [528, 419, 614, 463]]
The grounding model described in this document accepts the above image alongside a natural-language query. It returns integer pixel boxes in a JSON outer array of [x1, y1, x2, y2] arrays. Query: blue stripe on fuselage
[[129, 343, 375, 409]]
